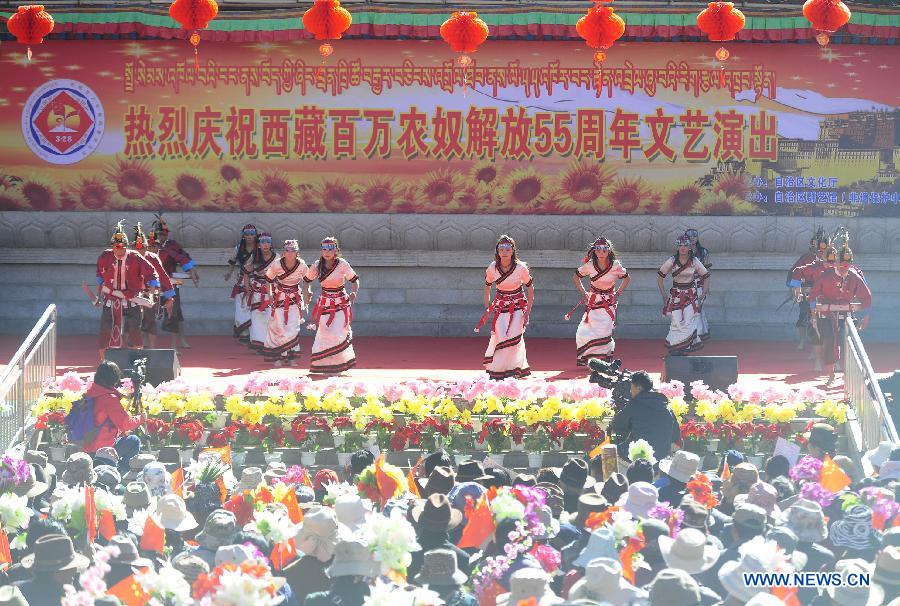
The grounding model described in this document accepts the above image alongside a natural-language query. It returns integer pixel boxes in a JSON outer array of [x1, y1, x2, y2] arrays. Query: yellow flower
[[304, 395, 322, 412], [763, 403, 797, 424], [694, 399, 719, 422], [736, 403, 762, 423], [717, 399, 738, 422], [815, 399, 848, 425], [669, 397, 689, 420], [437, 399, 461, 420]]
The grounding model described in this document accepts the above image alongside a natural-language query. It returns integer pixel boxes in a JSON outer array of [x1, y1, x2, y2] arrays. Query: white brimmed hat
[[658, 528, 722, 574], [658, 451, 700, 483]]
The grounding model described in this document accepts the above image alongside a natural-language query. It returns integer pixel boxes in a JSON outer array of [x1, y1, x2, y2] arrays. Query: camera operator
[[608, 371, 681, 461], [82, 360, 146, 472]]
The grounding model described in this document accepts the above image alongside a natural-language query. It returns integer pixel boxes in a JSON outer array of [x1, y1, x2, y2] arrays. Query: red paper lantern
[[6, 5, 55, 60], [302, 0, 353, 41], [440, 11, 489, 56], [696, 2, 745, 42], [169, 0, 218, 68], [576, 2, 626, 53], [803, 0, 851, 46]]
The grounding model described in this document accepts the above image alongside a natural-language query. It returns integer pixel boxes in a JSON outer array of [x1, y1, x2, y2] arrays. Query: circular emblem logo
[[21, 79, 105, 165]]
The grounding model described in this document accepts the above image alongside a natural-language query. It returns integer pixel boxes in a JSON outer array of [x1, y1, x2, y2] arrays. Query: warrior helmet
[[133, 222, 146, 250], [152, 212, 169, 236]]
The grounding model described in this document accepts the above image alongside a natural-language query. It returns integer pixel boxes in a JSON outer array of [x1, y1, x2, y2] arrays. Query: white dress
[[230, 246, 255, 342], [659, 256, 709, 355], [305, 258, 358, 374], [575, 258, 628, 365], [483, 261, 532, 380], [248, 253, 277, 350], [261, 256, 310, 362]]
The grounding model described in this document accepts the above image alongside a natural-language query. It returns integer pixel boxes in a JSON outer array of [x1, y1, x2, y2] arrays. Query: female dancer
[[657, 234, 711, 355], [686, 228, 712, 342], [224, 224, 260, 342], [262, 239, 311, 366], [571, 237, 629, 366], [480, 235, 534, 380], [247, 232, 277, 351], [304, 237, 359, 374]]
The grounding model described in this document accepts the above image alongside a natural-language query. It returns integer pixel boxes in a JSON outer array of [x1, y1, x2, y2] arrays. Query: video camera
[[121, 356, 148, 414], [588, 358, 633, 409]]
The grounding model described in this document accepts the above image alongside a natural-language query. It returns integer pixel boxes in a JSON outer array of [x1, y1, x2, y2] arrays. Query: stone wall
[[1, 212, 898, 341]]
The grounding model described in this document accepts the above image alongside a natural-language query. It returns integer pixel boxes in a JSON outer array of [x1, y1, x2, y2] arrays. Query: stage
[[3, 335, 898, 395]]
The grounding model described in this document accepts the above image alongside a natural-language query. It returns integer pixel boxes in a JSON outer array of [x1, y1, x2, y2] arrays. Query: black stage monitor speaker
[[663, 355, 738, 394], [104, 349, 180, 386]]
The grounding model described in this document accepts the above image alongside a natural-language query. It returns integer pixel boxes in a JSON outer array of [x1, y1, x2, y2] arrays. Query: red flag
[[457, 494, 495, 549], [107, 574, 151, 606], [171, 468, 184, 498], [773, 586, 802, 606], [374, 454, 400, 507], [270, 538, 297, 571], [99, 510, 117, 541], [408, 456, 424, 499], [215, 476, 227, 504], [721, 461, 731, 481], [0, 528, 11, 568], [281, 488, 303, 525], [139, 516, 166, 554], [588, 435, 611, 459], [84, 485, 97, 544], [619, 534, 645, 585], [821, 455, 851, 494]]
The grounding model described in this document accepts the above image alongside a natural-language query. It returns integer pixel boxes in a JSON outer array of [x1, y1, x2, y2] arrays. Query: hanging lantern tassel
[[190, 31, 201, 70], [6, 5, 55, 61], [715, 46, 729, 87], [317, 42, 333, 81], [593, 50, 607, 95], [802, 0, 852, 47], [457, 54, 472, 98]]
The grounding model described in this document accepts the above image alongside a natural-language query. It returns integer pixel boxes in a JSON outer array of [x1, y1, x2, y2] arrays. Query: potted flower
[[171, 418, 204, 463], [446, 421, 476, 462], [330, 416, 354, 450], [187, 457, 230, 506], [365, 419, 398, 453], [35, 412, 68, 460], [478, 418, 510, 453], [338, 431, 366, 467], [509, 423, 527, 452], [523, 425, 552, 469], [289, 417, 320, 466]]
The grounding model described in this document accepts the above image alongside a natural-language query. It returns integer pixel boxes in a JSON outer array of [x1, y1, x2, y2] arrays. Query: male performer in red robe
[[786, 228, 829, 350], [152, 215, 199, 350], [807, 244, 872, 385], [93, 222, 159, 360], [133, 223, 175, 348]]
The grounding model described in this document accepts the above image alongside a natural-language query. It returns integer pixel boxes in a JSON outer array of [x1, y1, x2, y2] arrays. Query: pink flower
[[727, 383, 747, 403], [58, 372, 86, 393], [747, 390, 763, 405], [530, 544, 561, 573], [223, 382, 241, 397], [800, 386, 826, 402], [383, 384, 404, 403]]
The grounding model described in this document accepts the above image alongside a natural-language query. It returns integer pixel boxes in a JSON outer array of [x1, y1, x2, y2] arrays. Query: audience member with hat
[[409, 493, 469, 580]]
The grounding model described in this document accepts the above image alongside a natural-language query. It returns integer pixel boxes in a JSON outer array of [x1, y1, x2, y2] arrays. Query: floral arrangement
[[356, 460, 408, 505], [192, 560, 283, 606], [363, 578, 443, 606], [0, 493, 31, 549], [361, 509, 421, 576], [491, 487, 527, 524], [170, 418, 204, 447], [244, 508, 300, 545], [648, 503, 683, 537], [50, 485, 126, 539], [136, 562, 193, 606], [628, 439, 656, 465], [34, 410, 67, 434], [814, 399, 851, 425], [62, 543, 118, 606], [686, 473, 719, 509], [799, 482, 836, 507], [281, 465, 313, 487], [0, 455, 32, 494], [473, 520, 534, 598], [790, 456, 823, 483]]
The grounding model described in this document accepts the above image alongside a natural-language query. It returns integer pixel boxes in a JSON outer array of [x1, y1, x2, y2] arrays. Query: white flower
[[212, 566, 282, 606], [244, 508, 300, 544], [363, 579, 443, 606], [128, 509, 150, 536], [0, 493, 31, 530], [323, 481, 357, 503], [610, 508, 639, 542], [136, 563, 192, 605], [362, 509, 421, 575]]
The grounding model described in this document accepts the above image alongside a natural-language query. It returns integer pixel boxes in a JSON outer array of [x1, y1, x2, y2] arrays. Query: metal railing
[[0, 305, 57, 450], [844, 316, 897, 457]]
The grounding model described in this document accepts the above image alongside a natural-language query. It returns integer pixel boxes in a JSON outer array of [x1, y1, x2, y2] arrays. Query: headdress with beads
[[132, 222, 146, 250], [110, 220, 128, 247], [258, 232, 273, 245], [675, 234, 692, 247], [283, 239, 299, 253]]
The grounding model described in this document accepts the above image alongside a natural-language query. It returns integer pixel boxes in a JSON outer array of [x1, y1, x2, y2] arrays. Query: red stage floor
[[3, 335, 898, 395]]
